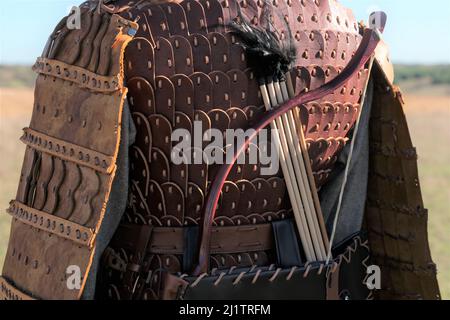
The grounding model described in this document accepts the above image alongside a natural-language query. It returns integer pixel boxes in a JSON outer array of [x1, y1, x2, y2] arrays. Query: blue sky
[[0, 0, 449, 65], [341, 0, 450, 64]]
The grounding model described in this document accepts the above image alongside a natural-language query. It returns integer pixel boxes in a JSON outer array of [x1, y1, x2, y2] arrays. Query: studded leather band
[[0, 276, 36, 300]]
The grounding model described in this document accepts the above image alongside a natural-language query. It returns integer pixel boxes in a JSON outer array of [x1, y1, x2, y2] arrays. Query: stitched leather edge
[[32, 14, 138, 94], [0, 276, 36, 300], [186, 236, 368, 286], [7, 200, 95, 247], [21, 127, 115, 174], [33, 57, 121, 93]]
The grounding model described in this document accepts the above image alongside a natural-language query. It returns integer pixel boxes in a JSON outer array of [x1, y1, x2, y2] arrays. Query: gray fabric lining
[[320, 79, 374, 245], [82, 101, 136, 300]]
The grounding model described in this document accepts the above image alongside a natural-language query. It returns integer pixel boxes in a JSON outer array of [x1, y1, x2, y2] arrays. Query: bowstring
[[325, 56, 375, 264]]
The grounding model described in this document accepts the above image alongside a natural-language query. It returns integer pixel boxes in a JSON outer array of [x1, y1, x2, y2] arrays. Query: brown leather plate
[[143, 4, 171, 40], [181, 0, 208, 35], [154, 37, 175, 77], [245, 69, 263, 107], [161, 182, 185, 225], [199, 0, 225, 33], [170, 74, 194, 120], [188, 147, 209, 193], [125, 38, 155, 85], [190, 72, 214, 112], [227, 107, 248, 130], [160, 2, 189, 37], [132, 112, 153, 160], [128, 77, 156, 116], [208, 32, 231, 72], [227, 69, 248, 108], [148, 180, 167, 219], [186, 182, 204, 224], [188, 34, 212, 74], [169, 35, 194, 75], [154, 76, 176, 124], [208, 109, 230, 134], [225, 32, 247, 70]]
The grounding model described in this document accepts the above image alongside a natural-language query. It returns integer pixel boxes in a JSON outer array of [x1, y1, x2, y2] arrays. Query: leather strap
[[326, 263, 341, 300], [7, 200, 95, 247], [21, 127, 115, 174], [111, 223, 274, 255], [33, 57, 122, 93], [183, 226, 200, 272], [272, 219, 303, 267]]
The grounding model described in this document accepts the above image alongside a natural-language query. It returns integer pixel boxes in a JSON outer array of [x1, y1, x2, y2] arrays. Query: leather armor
[[0, 0, 441, 300]]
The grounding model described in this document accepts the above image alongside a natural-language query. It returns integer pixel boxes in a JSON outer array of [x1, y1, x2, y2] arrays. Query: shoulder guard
[[0, 3, 138, 299], [367, 36, 441, 299], [374, 37, 394, 85]]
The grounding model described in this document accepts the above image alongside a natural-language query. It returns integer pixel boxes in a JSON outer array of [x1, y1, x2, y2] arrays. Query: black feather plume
[[229, 1, 297, 80]]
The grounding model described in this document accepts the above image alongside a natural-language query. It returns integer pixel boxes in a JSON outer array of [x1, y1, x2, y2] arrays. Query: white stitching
[[303, 264, 312, 278], [232, 272, 246, 285], [286, 266, 297, 281], [269, 268, 282, 282], [213, 272, 226, 286], [190, 273, 208, 288], [251, 269, 262, 284], [317, 264, 324, 275]]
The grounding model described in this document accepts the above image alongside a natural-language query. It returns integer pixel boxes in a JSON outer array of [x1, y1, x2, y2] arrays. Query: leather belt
[[111, 223, 274, 255]]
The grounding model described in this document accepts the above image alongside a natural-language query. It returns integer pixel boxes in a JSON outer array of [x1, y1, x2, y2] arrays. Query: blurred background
[[0, 0, 449, 298]]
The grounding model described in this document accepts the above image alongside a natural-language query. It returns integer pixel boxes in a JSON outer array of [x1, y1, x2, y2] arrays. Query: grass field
[[0, 72, 448, 299], [0, 88, 34, 266]]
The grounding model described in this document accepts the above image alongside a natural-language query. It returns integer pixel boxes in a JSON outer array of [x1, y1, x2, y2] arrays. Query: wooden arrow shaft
[[266, 80, 326, 260], [259, 83, 316, 261]]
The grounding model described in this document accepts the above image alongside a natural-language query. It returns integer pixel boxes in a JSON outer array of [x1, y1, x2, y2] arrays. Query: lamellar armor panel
[[0, 3, 138, 299]]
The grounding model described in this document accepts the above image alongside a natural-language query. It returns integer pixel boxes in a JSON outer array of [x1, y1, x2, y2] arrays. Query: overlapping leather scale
[[15, 144, 106, 229], [99, 0, 370, 300]]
